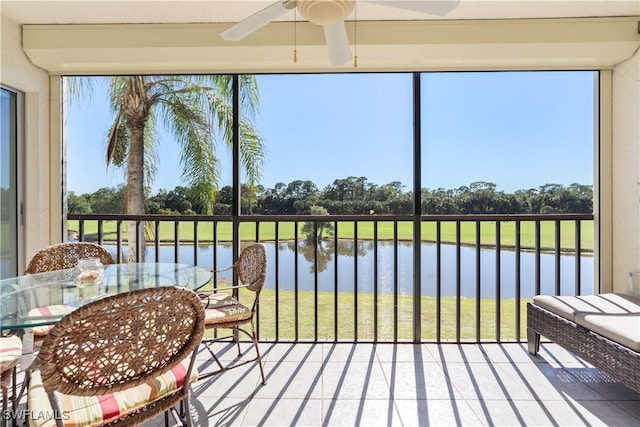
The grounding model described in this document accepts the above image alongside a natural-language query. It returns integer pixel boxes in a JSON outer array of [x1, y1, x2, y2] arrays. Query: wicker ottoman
[[527, 293, 640, 394]]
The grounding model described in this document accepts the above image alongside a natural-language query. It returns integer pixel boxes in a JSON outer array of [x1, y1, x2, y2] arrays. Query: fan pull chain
[[293, 8, 298, 63], [353, 1, 358, 68]]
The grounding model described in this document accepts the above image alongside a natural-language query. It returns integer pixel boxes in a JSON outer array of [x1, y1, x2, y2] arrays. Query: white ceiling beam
[[22, 17, 640, 74]]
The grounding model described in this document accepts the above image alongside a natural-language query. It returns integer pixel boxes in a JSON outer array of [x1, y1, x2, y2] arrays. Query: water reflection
[[111, 240, 593, 299], [289, 239, 367, 273]]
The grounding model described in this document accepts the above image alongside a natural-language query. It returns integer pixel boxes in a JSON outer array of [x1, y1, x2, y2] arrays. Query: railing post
[[232, 74, 241, 292], [515, 220, 522, 341], [412, 72, 422, 343], [495, 220, 501, 342], [232, 74, 241, 345], [575, 220, 581, 295], [456, 220, 461, 341], [135, 220, 144, 263], [154, 221, 161, 262], [475, 220, 481, 342]]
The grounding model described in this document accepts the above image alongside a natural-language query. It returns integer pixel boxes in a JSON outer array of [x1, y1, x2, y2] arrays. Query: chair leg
[[2, 385, 8, 427], [235, 329, 242, 357], [250, 323, 266, 385], [166, 400, 192, 427], [198, 324, 266, 385], [202, 341, 227, 371], [10, 367, 17, 427], [1, 367, 14, 427], [527, 328, 540, 355], [183, 396, 194, 427], [14, 369, 30, 424], [251, 338, 266, 386]]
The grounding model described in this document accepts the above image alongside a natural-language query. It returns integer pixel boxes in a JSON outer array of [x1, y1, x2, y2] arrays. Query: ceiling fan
[[220, 0, 461, 65]]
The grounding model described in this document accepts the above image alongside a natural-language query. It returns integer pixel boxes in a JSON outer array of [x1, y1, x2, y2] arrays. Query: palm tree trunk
[[126, 119, 146, 262]]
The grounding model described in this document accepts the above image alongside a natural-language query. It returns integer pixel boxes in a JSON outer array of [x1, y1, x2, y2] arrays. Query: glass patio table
[[0, 262, 213, 333]]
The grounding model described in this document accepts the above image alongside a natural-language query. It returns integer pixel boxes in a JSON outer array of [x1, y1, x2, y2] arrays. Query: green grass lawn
[[203, 285, 530, 342], [67, 219, 593, 252]]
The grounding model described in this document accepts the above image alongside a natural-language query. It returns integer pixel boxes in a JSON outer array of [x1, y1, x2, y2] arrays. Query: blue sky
[[66, 71, 594, 195]]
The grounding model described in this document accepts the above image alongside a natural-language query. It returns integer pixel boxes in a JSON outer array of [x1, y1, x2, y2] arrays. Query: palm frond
[[106, 108, 123, 165], [188, 182, 217, 215], [107, 77, 132, 113], [65, 76, 104, 106], [143, 111, 159, 194], [205, 91, 234, 146], [157, 90, 220, 213], [239, 74, 260, 119], [239, 120, 265, 187], [202, 90, 264, 188]]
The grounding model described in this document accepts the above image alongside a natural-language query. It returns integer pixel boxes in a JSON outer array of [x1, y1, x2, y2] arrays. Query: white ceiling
[[2, 0, 639, 25]]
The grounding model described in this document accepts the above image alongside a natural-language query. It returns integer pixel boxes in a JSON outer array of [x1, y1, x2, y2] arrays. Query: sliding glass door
[[1, 87, 22, 278]]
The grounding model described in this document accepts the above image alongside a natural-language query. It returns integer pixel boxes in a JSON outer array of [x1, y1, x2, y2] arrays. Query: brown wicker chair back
[[36, 286, 204, 395], [32, 287, 205, 426], [25, 242, 115, 275], [236, 243, 267, 293]]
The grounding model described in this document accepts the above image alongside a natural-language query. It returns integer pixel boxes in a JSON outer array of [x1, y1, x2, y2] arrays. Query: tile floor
[[14, 342, 640, 426], [162, 342, 640, 426]]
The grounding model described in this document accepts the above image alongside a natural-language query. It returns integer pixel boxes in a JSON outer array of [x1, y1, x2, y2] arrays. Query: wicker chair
[[198, 243, 267, 385], [26, 287, 205, 427], [24, 242, 115, 340], [25, 242, 115, 275]]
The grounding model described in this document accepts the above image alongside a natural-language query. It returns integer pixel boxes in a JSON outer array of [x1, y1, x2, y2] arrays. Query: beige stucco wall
[[1, 14, 54, 269], [612, 48, 640, 295]]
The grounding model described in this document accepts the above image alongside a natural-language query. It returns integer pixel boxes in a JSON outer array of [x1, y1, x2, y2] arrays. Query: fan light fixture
[[220, 0, 460, 66], [297, 0, 354, 25]]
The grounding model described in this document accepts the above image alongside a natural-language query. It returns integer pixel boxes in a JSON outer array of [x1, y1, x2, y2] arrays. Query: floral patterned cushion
[[0, 335, 22, 371], [27, 305, 75, 336], [28, 358, 197, 427], [202, 293, 252, 324]]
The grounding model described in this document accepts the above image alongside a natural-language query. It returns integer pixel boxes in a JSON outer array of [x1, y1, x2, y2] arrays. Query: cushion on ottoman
[[532, 293, 640, 322], [575, 312, 640, 352]]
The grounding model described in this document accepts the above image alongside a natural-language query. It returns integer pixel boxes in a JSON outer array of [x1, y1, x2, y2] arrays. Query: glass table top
[[0, 263, 213, 331]]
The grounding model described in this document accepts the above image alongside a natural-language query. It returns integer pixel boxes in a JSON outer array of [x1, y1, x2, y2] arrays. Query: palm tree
[[68, 75, 264, 261]]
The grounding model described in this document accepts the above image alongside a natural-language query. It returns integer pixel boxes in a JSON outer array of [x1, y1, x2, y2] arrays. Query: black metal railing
[[67, 213, 594, 344]]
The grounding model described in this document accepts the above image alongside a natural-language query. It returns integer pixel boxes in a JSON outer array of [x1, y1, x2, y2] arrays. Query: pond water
[[107, 241, 593, 299]]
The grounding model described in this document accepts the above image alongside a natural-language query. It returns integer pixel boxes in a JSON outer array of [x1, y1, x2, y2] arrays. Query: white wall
[[612, 48, 640, 295], [1, 13, 54, 269]]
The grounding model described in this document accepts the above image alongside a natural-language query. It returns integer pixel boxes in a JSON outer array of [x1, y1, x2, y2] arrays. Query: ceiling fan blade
[[220, 0, 294, 41], [323, 22, 352, 66], [365, 0, 460, 16]]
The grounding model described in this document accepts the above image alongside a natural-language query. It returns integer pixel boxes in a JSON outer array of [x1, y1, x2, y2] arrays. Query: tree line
[[67, 177, 593, 216]]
